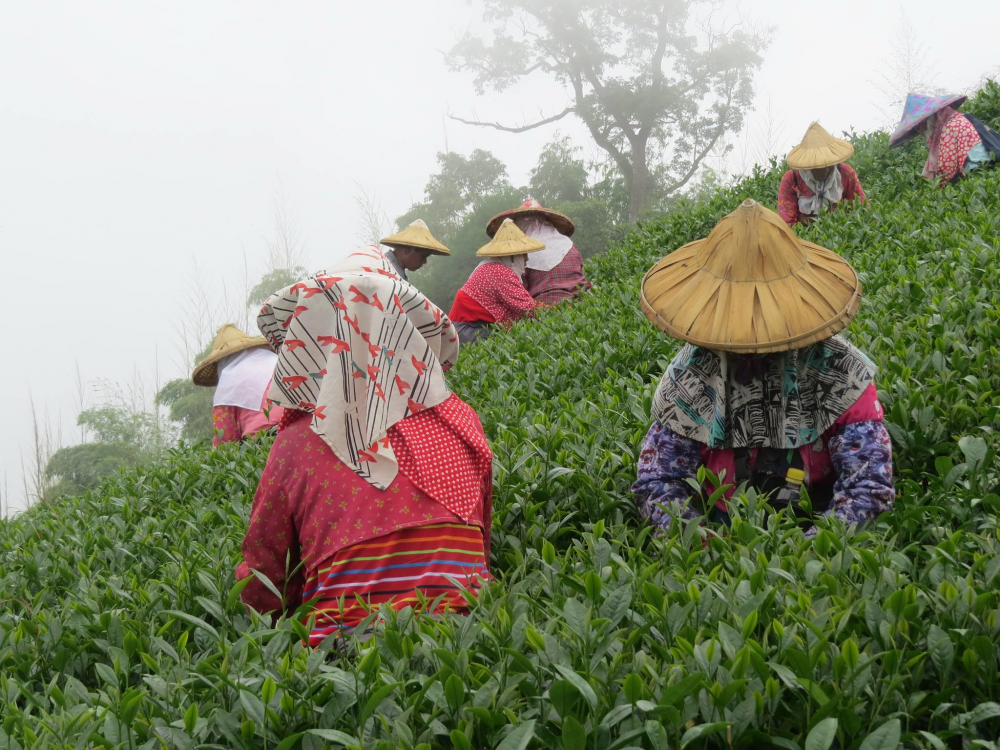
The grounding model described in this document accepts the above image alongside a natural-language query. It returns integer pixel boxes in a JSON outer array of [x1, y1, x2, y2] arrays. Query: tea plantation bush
[[1, 85, 999, 749]]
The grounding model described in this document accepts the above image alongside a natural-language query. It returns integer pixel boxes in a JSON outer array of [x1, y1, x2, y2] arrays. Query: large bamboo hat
[[486, 197, 575, 238], [477, 218, 546, 257], [640, 200, 861, 353], [192, 324, 270, 386], [380, 219, 450, 256], [786, 122, 854, 169], [890, 92, 967, 146]]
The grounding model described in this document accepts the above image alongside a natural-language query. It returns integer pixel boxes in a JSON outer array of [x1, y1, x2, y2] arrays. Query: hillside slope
[[2, 85, 999, 749]]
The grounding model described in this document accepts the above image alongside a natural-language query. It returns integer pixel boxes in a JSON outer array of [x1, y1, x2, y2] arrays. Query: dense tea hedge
[[1, 85, 998, 749]]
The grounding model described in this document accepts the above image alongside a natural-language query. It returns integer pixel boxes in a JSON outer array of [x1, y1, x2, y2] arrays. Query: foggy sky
[[2, 1, 996, 511]]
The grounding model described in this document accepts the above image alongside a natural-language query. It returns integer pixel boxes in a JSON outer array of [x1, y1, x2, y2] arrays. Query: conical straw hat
[[640, 199, 861, 353], [486, 197, 575, 237], [192, 324, 270, 386], [477, 218, 546, 257], [380, 219, 450, 256], [786, 122, 854, 169], [889, 92, 967, 146]]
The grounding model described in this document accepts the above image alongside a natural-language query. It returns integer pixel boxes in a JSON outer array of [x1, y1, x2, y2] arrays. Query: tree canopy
[[448, 0, 770, 221]]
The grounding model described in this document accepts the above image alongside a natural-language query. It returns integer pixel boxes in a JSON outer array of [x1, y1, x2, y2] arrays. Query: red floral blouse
[[777, 164, 867, 226]]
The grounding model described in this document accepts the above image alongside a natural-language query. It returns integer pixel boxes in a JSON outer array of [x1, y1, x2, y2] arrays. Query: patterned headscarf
[[258, 247, 459, 490], [651, 335, 876, 449]]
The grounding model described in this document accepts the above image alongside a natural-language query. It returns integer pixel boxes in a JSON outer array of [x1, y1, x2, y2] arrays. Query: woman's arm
[[631, 422, 704, 532], [777, 171, 800, 225], [825, 420, 896, 526]]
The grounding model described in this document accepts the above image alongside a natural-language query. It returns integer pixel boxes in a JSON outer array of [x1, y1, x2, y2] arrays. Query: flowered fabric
[[524, 246, 592, 305], [257, 247, 459, 494], [633, 384, 894, 532], [923, 108, 982, 184], [777, 164, 866, 225], [652, 336, 877, 450], [451, 262, 536, 327], [212, 405, 241, 446], [236, 396, 492, 627], [889, 92, 967, 145], [211, 395, 283, 447]]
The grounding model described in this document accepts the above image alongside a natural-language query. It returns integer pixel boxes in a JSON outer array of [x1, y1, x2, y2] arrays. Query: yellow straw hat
[[486, 197, 575, 238], [786, 122, 855, 170], [640, 199, 861, 353], [380, 219, 450, 256], [192, 324, 270, 386], [476, 218, 546, 257]]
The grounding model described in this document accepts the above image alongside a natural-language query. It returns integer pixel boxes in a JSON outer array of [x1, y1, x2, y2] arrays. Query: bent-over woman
[[634, 200, 895, 537], [487, 198, 591, 305], [777, 122, 866, 226], [192, 324, 284, 447], [236, 247, 493, 645], [448, 218, 544, 344], [890, 92, 1000, 184]]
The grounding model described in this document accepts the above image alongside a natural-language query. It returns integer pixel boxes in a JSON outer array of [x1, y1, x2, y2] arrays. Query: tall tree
[[530, 135, 589, 204], [447, 1, 770, 221]]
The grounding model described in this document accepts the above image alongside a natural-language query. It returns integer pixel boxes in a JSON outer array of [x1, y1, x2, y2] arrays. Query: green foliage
[[44, 405, 173, 497], [156, 377, 215, 443], [529, 136, 589, 205], [396, 149, 511, 245], [3, 87, 1000, 748], [249, 266, 308, 308]]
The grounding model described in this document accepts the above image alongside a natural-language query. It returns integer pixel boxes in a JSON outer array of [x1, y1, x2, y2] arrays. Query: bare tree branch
[[448, 106, 575, 133]]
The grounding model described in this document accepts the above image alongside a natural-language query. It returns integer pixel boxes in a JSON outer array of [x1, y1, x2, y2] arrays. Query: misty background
[[1, 1, 997, 512]]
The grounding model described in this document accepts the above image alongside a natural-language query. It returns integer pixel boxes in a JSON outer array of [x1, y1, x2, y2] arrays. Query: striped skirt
[[302, 523, 489, 646]]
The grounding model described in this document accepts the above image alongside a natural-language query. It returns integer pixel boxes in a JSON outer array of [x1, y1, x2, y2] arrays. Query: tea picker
[[633, 199, 895, 537]]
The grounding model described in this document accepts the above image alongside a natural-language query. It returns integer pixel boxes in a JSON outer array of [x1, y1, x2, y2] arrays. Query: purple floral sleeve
[[631, 422, 704, 532], [819, 420, 895, 530]]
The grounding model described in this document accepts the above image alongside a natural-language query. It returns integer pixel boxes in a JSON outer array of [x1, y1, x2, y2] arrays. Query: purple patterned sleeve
[[819, 420, 895, 530], [631, 422, 704, 532]]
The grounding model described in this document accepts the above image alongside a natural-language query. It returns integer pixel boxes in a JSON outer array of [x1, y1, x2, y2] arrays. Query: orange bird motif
[[298, 401, 316, 409], [281, 306, 308, 329], [394, 374, 410, 395], [358, 449, 377, 463], [373, 382, 386, 401], [370, 293, 384, 311], [366, 364, 380, 380], [411, 356, 427, 376], [433, 307, 441, 326], [393, 294, 405, 313], [282, 375, 308, 389], [309, 369, 328, 379], [289, 283, 307, 294], [301, 286, 325, 298], [317, 336, 350, 354], [332, 294, 348, 311], [351, 362, 366, 379], [407, 397, 426, 413], [343, 313, 361, 335], [285, 339, 307, 351], [376, 267, 397, 279], [448, 335, 458, 344], [348, 285, 370, 304], [313, 405, 327, 420]]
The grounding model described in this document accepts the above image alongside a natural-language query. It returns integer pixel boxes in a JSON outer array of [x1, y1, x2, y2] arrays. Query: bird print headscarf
[[257, 246, 460, 490]]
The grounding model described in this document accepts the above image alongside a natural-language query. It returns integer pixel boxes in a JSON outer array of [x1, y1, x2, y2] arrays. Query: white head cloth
[[477, 254, 527, 278], [213, 348, 277, 410], [517, 217, 574, 272], [797, 167, 844, 217]]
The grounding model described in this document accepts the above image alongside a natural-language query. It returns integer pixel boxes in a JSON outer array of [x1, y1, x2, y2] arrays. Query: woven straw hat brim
[[486, 206, 575, 238], [640, 239, 861, 353], [786, 139, 854, 169], [889, 93, 967, 146], [476, 236, 546, 257], [380, 227, 451, 256], [192, 333, 270, 386]]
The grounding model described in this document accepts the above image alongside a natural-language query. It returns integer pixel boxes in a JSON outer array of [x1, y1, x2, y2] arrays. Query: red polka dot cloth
[[924, 107, 982, 184], [457, 262, 537, 327]]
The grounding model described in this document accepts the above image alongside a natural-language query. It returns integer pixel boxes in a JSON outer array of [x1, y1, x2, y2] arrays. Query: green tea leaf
[[858, 719, 900, 750], [805, 717, 837, 750]]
